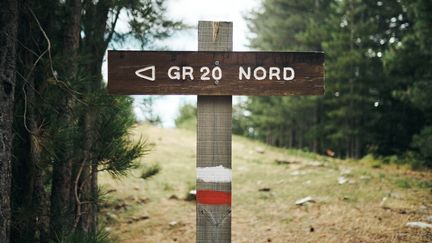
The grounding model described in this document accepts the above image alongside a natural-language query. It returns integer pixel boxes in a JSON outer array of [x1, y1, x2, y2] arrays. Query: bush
[[175, 103, 196, 130], [411, 126, 432, 168]]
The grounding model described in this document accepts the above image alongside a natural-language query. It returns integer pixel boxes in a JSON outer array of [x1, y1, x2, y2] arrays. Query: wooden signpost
[[108, 21, 324, 243], [108, 51, 324, 95]]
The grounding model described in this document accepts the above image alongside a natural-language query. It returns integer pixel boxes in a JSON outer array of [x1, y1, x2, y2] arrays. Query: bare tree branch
[[105, 7, 122, 47]]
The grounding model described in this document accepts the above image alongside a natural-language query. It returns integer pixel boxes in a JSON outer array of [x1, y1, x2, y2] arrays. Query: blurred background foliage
[[175, 0, 432, 169]]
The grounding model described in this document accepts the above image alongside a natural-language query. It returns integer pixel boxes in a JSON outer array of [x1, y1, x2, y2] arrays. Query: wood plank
[[196, 21, 232, 243], [108, 51, 324, 96]]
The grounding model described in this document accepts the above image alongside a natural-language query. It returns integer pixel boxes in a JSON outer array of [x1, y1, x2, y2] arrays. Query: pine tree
[[245, 0, 422, 159], [245, 0, 331, 152], [384, 0, 432, 167], [9, 0, 180, 241]]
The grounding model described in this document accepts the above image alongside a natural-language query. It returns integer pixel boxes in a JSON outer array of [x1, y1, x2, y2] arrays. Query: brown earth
[[99, 125, 432, 242]]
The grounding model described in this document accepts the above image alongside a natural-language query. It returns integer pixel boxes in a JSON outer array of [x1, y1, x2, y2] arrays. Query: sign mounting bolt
[[215, 61, 220, 66], [214, 80, 219, 85]]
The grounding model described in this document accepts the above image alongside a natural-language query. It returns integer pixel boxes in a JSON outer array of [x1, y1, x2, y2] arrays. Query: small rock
[[255, 147, 265, 154], [185, 190, 196, 201], [133, 186, 140, 191], [259, 188, 271, 192], [169, 221, 178, 227], [380, 197, 388, 208], [325, 148, 335, 157], [106, 212, 119, 221], [105, 227, 112, 232], [338, 176, 349, 185], [406, 222, 432, 229], [425, 216, 432, 223], [295, 196, 315, 205], [309, 226, 315, 232]]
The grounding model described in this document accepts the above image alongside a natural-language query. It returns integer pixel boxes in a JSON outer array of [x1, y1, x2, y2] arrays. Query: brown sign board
[[108, 51, 324, 96]]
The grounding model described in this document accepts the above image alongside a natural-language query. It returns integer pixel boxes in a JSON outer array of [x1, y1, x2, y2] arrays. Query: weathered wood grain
[[196, 21, 232, 243], [108, 50, 324, 96]]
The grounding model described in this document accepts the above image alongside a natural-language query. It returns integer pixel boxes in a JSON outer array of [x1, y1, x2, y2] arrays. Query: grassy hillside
[[99, 124, 432, 242]]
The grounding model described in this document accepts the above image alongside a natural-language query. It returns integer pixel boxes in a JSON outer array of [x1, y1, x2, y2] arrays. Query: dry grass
[[99, 124, 432, 243]]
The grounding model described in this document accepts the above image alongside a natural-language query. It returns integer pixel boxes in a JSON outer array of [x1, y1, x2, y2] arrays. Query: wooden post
[[196, 21, 232, 243], [107, 20, 324, 243]]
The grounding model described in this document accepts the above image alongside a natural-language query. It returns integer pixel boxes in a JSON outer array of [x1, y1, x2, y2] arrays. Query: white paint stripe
[[197, 165, 232, 183]]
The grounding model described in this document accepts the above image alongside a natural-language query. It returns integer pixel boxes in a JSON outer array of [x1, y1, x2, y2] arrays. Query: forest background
[[0, 0, 431, 242]]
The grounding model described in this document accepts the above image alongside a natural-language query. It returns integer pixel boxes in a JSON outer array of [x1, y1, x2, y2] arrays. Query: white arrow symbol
[[135, 66, 155, 81]]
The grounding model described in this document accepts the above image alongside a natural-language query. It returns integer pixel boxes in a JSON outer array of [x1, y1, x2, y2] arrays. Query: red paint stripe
[[197, 190, 231, 206]]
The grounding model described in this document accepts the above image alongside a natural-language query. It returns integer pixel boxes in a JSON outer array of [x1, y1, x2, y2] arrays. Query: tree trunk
[[78, 0, 112, 233], [50, 0, 81, 238], [27, 74, 50, 242], [0, 0, 18, 242], [14, 4, 52, 239], [79, 106, 97, 233], [289, 128, 294, 148], [354, 135, 361, 159], [312, 102, 320, 153], [90, 161, 98, 233], [0, 0, 18, 241], [31, 154, 50, 243]]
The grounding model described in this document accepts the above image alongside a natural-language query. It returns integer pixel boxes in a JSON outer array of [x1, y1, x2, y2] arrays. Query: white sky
[[103, 0, 260, 127]]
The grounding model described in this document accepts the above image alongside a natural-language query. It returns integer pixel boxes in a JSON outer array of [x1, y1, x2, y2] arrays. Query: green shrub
[[395, 179, 411, 189], [175, 103, 196, 130], [411, 126, 432, 168]]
